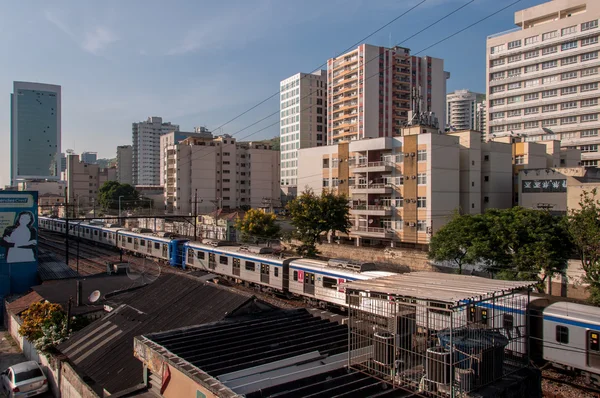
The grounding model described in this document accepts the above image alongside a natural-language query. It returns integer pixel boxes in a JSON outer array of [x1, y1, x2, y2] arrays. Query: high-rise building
[[132, 116, 179, 186], [10, 82, 61, 185], [81, 152, 98, 164], [486, 0, 600, 166], [116, 145, 133, 185], [279, 70, 327, 192], [159, 127, 213, 187], [163, 134, 280, 214], [327, 44, 448, 145], [446, 90, 486, 131]]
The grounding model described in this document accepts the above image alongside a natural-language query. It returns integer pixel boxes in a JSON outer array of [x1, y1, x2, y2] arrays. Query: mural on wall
[[522, 179, 567, 193]]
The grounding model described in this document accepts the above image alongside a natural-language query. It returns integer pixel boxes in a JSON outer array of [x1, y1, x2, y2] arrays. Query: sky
[[0, 0, 548, 187]]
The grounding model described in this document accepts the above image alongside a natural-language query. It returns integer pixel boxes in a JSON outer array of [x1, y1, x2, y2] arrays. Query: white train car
[[288, 259, 395, 308], [116, 230, 173, 262], [543, 301, 600, 381], [183, 241, 288, 292]]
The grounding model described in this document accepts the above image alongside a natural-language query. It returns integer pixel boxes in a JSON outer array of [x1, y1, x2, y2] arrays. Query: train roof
[[185, 241, 287, 263], [290, 259, 395, 280], [545, 301, 600, 327]]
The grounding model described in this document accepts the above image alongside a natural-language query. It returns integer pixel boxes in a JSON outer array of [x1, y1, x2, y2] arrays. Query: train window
[[503, 314, 514, 331], [127, 237, 132, 243], [219, 256, 229, 265], [187, 249, 194, 264], [293, 270, 298, 281], [323, 277, 337, 289], [197, 251, 205, 260], [118, 235, 121, 241], [556, 325, 569, 344], [86, 228, 90, 234], [140, 239, 145, 246], [208, 253, 216, 268], [274, 267, 279, 277], [154, 242, 160, 250], [103, 232, 107, 238], [245, 261, 256, 271], [94, 230, 98, 236]]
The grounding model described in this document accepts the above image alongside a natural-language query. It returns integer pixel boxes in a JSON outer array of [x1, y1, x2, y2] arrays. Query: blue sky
[[0, 0, 547, 187]]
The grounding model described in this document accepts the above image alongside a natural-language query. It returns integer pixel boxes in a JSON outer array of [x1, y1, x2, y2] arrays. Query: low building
[[162, 134, 280, 214], [133, 185, 164, 211], [297, 123, 514, 247], [65, 153, 117, 214], [17, 180, 66, 215]]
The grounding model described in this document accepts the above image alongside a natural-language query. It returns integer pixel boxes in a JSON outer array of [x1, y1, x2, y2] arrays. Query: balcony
[[350, 183, 393, 194], [350, 205, 392, 216], [350, 161, 394, 173], [351, 226, 395, 239]]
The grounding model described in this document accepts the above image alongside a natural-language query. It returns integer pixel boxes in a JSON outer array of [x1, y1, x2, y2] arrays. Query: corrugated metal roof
[[341, 272, 535, 305], [5, 291, 44, 315], [57, 273, 269, 395], [37, 250, 79, 281]]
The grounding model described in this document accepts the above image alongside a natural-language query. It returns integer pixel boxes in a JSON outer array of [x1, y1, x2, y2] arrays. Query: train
[[38, 216, 600, 384]]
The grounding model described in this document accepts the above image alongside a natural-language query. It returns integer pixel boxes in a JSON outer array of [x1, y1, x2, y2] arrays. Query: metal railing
[[350, 205, 391, 211], [351, 161, 394, 169]]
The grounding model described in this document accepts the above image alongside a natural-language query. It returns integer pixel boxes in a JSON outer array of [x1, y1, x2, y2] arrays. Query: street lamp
[[119, 195, 124, 225]]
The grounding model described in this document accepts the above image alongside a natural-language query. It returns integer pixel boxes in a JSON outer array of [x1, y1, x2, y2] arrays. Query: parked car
[[1, 361, 48, 398]]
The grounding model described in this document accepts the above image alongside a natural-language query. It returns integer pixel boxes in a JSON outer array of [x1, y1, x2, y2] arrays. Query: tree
[[235, 209, 281, 243], [286, 189, 351, 257], [565, 189, 600, 304], [428, 212, 484, 273], [98, 181, 139, 210]]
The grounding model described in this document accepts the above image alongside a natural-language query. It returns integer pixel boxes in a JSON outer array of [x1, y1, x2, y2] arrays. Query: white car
[[0, 361, 48, 398]]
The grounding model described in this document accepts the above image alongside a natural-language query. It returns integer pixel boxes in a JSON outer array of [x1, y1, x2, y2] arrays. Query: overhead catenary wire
[[173, 0, 521, 172]]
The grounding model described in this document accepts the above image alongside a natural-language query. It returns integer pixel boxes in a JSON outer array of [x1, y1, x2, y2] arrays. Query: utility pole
[[66, 296, 73, 331], [65, 199, 70, 266], [193, 189, 198, 241]]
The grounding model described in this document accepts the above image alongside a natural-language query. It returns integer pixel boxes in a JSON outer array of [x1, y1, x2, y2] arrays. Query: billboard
[[0, 191, 38, 296]]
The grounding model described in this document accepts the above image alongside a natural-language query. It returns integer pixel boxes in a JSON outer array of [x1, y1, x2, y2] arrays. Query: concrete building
[[162, 134, 280, 214], [475, 101, 487, 133], [116, 145, 133, 185], [17, 180, 66, 216], [297, 124, 513, 247], [279, 70, 327, 193], [10, 81, 61, 185], [486, 0, 600, 166], [159, 127, 212, 187], [65, 153, 117, 214], [446, 90, 486, 131], [518, 166, 600, 213], [80, 152, 97, 164], [60, 153, 67, 177], [132, 116, 179, 186], [327, 44, 448, 145]]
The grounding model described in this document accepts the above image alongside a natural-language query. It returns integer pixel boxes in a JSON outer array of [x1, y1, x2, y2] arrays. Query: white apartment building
[[116, 145, 133, 185], [132, 116, 179, 186], [297, 124, 513, 247], [327, 44, 448, 145], [279, 70, 327, 192], [162, 135, 280, 214], [487, 0, 600, 166], [446, 89, 486, 131], [475, 101, 487, 133]]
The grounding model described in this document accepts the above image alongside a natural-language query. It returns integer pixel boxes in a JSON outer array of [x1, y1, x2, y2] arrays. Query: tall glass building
[[11, 82, 61, 185]]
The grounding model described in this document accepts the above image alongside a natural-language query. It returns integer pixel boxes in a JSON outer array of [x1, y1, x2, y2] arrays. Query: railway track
[[543, 370, 600, 397]]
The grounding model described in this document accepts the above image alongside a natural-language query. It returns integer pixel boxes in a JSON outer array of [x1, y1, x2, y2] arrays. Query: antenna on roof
[[88, 290, 101, 303]]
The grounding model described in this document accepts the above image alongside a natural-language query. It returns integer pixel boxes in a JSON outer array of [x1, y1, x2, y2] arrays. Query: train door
[[134, 238, 139, 250], [587, 331, 600, 368], [162, 244, 168, 258], [147, 240, 152, 254], [260, 263, 270, 284], [304, 272, 315, 295], [232, 258, 241, 276]]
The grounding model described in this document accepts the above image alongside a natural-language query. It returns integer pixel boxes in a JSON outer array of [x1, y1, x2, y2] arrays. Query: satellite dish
[[88, 290, 101, 303]]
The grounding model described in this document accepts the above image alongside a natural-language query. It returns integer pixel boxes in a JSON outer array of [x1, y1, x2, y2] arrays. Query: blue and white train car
[[288, 259, 396, 308], [183, 241, 288, 291], [543, 301, 600, 380], [116, 230, 187, 266]]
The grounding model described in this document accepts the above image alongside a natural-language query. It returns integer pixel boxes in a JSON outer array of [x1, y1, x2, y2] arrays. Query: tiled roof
[[57, 273, 272, 395], [5, 291, 44, 315]]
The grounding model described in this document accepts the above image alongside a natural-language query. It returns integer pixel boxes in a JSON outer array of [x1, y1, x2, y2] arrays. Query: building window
[[508, 40, 521, 49], [582, 51, 599, 62], [561, 41, 577, 51], [556, 325, 569, 344], [542, 60, 557, 69], [561, 55, 578, 66], [543, 104, 558, 112], [524, 107, 539, 115], [417, 220, 427, 232], [524, 36, 538, 45], [507, 123, 521, 130], [491, 71, 505, 80], [515, 155, 525, 165], [525, 65, 539, 73], [581, 83, 599, 92], [417, 149, 427, 162], [417, 173, 427, 185], [582, 129, 599, 137], [508, 54, 521, 63], [508, 110, 521, 118], [542, 46, 557, 55], [581, 114, 599, 123], [525, 50, 539, 60], [542, 31, 557, 40], [484, 176, 489, 182], [417, 197, 426, 208], [582, 20, 599, 31], [491, 112, 505, 120], [508, 96, 521, 104], [562, 71, 577, 80], [491, 58, 505, 67], [524, 121, 538, 129], [490, 44, 506, 54], [507, 82, 521, 90], [561, 101, 577, 110], [582, 67, 599, 77], [562, 26, 576, 36], [524, 93, 539, 101], [562, 116, 577, 125], [542, 89, 558, 98], [492, 98, 505, 106], [491, 85, 505, 93], [542, 118, 557, 127], [582, 36, 598, 46], [581, 99, 598, 107]]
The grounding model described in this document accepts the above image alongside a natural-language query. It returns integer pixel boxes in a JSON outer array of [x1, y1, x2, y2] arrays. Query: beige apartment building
[[65, 154, 117, 213], [297, 124, 514, 247], [486, 0, 600, 166], [327, 44, 448, 145], [162, 134, 280, 214]]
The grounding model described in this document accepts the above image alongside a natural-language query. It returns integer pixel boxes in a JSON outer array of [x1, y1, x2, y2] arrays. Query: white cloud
[[44, 10, 118, 55]]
